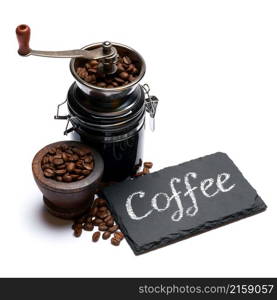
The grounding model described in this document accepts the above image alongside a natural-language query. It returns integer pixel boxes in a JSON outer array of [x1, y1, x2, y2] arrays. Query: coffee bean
[[62, 174, 72, 182], [143, 167, 150, 174], [106, 219, 114, 227], [55, 169, 67, 175], [83, 163, 93, 171], [114, 232, 124, 241], [48, 148, 56, 155], [108, 225, 119, 233], [77, 175, 85, 180], [41, 163, 50, 170], [122, 56, 132, 65], [97, 211, 109, 219], [72, 154, 79, 161], [74, 168, 82, 174], [112, 81, 119, 87], [144, 162, 153, 169], [93, 218, 103, 225], [111, 237, 120, 246], [96, 82, 107, 88], [99, 224, 108, 231], [54, 154, 62, 159], [104, 215, 113, 223], [119, 72, 129, 80], [96, 198, 107, 207], [98, 206, 107, 212], [89, 60, 98, 66], [56, 176, 63, 182], [83, 223, 94, 231], [82, 169, 90, 176], [44, 169, 55, 177], [70, 174, 80, 181], [53, 158, 64, 165], [102, 231, 111, 240], [84, 156, 93, 163], [86, 216, 93, 223], [65, 149, 73, 154], [42, 156, 49, 164], [67, 162, 75, 172], [72, 223, 82, 230], [114, 77, 125, 83], [74, 228, 82, 237], [60, 144, 69, 151], [56, 164, 66, 170], [92, 231, 100, 242]]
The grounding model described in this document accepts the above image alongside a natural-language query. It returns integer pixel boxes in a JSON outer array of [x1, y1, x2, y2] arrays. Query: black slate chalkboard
[[101, 152, 267, 255]]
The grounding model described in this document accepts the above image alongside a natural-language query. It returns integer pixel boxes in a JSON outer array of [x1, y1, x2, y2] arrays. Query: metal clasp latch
[[143, 84, 159, 131], [54, 99, 75, 135]]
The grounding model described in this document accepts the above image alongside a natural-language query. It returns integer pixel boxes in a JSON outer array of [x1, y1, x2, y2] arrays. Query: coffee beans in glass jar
[[76, 55, 139, 88], [41, 144, 94, 182]]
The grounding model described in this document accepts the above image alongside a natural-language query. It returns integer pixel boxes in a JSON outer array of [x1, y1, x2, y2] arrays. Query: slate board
[[101, 152, 267, 255]]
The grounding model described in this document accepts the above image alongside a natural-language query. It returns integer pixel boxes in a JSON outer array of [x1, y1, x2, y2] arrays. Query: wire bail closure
[[143, 84, 159, 131]]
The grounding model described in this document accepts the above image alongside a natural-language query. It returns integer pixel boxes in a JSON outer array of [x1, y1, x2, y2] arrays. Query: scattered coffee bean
[[83, 223, 94, 231], [144, 162, 153, 169], [114, 232, 124, 241], [102, 231, 111, 240], [96, 198, 107, 207], [74, 228, 82, 237], [98, 206, 107, 212], [143, 167, 150, 174], [72, 223, 82, 230], [104, 215, 113, 223], [106, 219, 114, 227], [92, 231, 100, 242], [99, 224, 108, 231], [97, 211, 109, 219], [108, 225, 119, 233], [111, 237, 120, 246], [93, 218, 103, 225]]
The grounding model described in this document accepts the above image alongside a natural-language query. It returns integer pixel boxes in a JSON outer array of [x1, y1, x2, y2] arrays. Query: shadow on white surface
[[39, 204, 72, 229]]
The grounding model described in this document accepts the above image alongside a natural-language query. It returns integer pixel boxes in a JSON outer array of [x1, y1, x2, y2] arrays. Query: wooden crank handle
[[16, 24, 31, 56]]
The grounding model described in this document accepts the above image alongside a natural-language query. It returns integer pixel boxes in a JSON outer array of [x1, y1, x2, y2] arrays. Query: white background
[[0, 0, 276, 277]]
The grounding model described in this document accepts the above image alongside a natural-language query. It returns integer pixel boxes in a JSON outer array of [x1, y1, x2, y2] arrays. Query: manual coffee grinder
[[16, 24, 158, 181]]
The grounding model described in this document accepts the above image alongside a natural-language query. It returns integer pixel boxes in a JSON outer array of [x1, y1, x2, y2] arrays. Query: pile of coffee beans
[[72, 197, 124, 246], [71, 161, 153, 247], [76, 55, 139, 88], [41, 144, 94, 182]]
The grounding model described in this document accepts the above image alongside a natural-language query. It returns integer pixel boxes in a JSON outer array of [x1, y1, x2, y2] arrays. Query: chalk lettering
[[125, 171, 236, 222], [217, 173, 236, 192], [184, 172, 199, 217], [200, 178, 219, 198], [126, 191, 153, 220]]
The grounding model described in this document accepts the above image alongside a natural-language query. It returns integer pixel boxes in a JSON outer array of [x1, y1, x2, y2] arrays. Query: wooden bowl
[[32, 141, 104, 219]]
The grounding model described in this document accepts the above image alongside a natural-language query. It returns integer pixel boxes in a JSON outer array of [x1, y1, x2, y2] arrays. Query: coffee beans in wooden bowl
[[41, 144, 94, 182], [32, 141, 104, 219], [76, 55, 139, 88]]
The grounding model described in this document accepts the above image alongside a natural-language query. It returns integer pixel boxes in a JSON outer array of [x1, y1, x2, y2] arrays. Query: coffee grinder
[[16, 24, 158, 181]]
